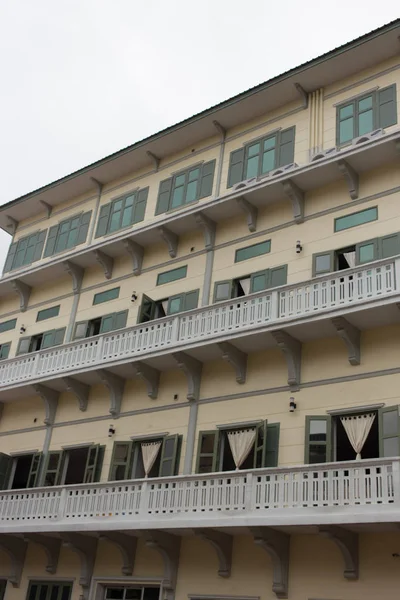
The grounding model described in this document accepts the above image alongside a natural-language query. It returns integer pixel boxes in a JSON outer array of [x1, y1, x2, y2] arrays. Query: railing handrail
[[0, 457, 397, 496]]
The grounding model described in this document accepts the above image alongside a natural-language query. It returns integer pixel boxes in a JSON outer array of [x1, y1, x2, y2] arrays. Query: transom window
[[0, 318, 17, 333], [26, 581, 72, 600], [104, 586, 160, 600], [334, 207, 377, 232]]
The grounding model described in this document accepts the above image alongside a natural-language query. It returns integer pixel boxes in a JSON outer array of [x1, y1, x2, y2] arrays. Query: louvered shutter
[[43, 225, 59, 257], [95, 203, 111, 238], [227, 148, 245, 188], [133, 188, 148, 224], [3, 242, 18, 273], [76, 211, 92, 245], [155, 178, 173, 215], [199, 160, 216, 199], [377, 85, 397, 129], [278, 127, 295, 167], [33, 230, 47, 262]]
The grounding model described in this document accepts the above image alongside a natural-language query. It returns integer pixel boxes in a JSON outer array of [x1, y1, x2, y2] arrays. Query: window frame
[[93, 287, 120, 306], [0, 342, 11, 361], [334, 207, 378, 233], [235, 240, 271, 263], [156, 265, 187, 286], [36, 305, 60, 322], [26, 580, 73, 600], [0, 318, 17, 333]]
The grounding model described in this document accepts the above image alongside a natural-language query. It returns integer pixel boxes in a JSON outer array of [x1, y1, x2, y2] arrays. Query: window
[[95, 188, 149, 237], [16, 328, 66, 355], [227, 127, 295, 188], [93, 287, 120, 305], [3, 230, 47, 273], [43, 211, 92, 257], [235, 240, 271, 263], [334, 207, 377, 232], [26, 581, 72, 600], [336, 85, 397, 145], [156, 265, 187, 286], [36, 305, 60, 322], [0, 318, 16, 333], [155, 161, 216, 215], [104, 586, 160, 600], [0, 343, 11, 360], [8, 453, 42, 489], [213, 264, 287, 302], [137, 291, 199, 323], [196, 422, 280, 473], [73, 310, 128, 340], [42, 445, 105, 487], [109, 436, 182, 481]]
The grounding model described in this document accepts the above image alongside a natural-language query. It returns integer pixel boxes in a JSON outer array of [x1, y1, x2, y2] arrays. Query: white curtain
[[343, 251, 356, 269], [141, 440, 162, 476], [239, 278, 251, 296], [161, 300, 169, 314], [227, 428, 256, 469], [340, 413, 375, 460]]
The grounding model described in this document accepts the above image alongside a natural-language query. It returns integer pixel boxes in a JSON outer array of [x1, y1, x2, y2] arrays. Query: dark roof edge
[[2, 18, 399, 211]]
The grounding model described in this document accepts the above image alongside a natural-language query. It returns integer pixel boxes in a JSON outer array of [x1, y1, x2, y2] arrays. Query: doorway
[[335, 411, 379, 461], [63, 447, 90, 485]]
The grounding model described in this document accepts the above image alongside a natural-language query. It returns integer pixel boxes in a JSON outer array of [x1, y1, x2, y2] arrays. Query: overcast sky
[[0, 1, 398, 270]]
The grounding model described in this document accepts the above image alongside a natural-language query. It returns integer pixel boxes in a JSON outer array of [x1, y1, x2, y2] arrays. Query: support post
[[172, 352, 202, 401], [236, 196, 258, 232], [23, 534, 61, 574], [195, 212, 216, 249], [251, 527, 290, 599], [271, 330, 302, 390], [96, 369, 125, 417], [99, 532, 137, 576], [63, 261, 84, 294], [194, 529, 232, 578], [123, 239, 144, 275], [10, 280, 31, 312], [337, 159, 359, 200], [158, 226, 178, 258], [62, 534, 97, 600], [131, 362, 160, 400], [331, 317, 361, 365], [282, 180, 304, 224], [0, 535, 27, 587], [93, 249, 114, 279], [62, 377, 90, 411], [143, 531, 180, 593], [319, 526, 359, 580], [217, 342, 247, 383], [32, 384, 59, 425]]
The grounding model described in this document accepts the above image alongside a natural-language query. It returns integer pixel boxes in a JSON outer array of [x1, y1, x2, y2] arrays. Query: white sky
[[0, 0, 398, 270]]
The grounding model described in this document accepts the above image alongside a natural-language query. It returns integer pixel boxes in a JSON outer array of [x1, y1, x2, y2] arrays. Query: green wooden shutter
[[379, 405, 400, 457], [377, 85, 397, 129], [379, 232, 400, 259], [43, 451, 64, 486], [73, 321, 89, 340], [269, 265, 288, 288], [167, 294, 183, 315], [83, 444, 104, 483], [266, 423, 280, 468], [304, 416, 332, 464], [16, 337, 32, 355], [43, 225, 59, 258], [100, 314, 115, 334], [199, 160, 216, 199], [196, 431, 220, 473], [278, 127, 295, 167], [108, 442, 133, 481], [254, 421, 268, 468], [0, 453, 12, 490], [356, 239, 378, 265], [250, 269, 269, 293], [76, 211, 92, 245], [0, 343, 11, 360], [3, 242, 18, 273], [159, 435, 181, 476], [133, 188, 148, 224], [95, 203, 112, 238], [41, 328, 65, 350], [33, 230, 47, 262], [114, 310, 128, 330], [227, 148, 245, 188], [313, 251, 335, 276], [138, 295, 156, 323], [213, 280, 234, 302], [155, 178, 173, 215], [183, 289, 199, 311], [54, 328, 66, 346], [27, 453, 42, 488]]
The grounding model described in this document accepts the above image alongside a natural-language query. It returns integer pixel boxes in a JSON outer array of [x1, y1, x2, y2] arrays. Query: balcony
[[0, 257, 399, 402], [0, 458, 398, 534]]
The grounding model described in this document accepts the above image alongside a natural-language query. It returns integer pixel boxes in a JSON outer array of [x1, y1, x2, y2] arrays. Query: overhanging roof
[[1, 18, 399, 233]]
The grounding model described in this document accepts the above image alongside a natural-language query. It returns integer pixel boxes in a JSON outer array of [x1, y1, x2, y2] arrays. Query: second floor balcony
[[0, 256, 399, 402]]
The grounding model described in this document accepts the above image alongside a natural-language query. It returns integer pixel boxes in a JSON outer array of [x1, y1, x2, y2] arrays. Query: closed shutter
[[250, 269, 269, 293], [313, 251, 335, 276], [377, 85, 397, 129], [33, 230, 47, 262], [41, 328, 65, 349], [42, 451, 64, 486], [53, 328, 66, 346], [0, 343, 11, 360], [114, 310, 128, 330], [213, 280, 234, 302], [27, 453, 42, 488], [379, 405, 400, 457], [43, 225, 60, 258], [76, 211, 92, 245], [265, 423, 280, 467], [379, 232, 400, 259], [159, 435, 181, 476], [278, 127, 295, 167], [3, 242, 18, 273], [167, 294, 183, 315], [254, 421, 268, 468], [73, 321, 89, 340], [155, 178, 173, 215], [108, 442, 133, 481], [196, 430, 220, 473], [0, 453, 12, 490], [356, 239, 378, 265], [95, 203, 112, 238], [227, 148, 245, 188], [304, 416, 332, 464], [199, 160, 216, 199], [138, 295, 156, 323], [183, 289, 199, 311], [133, 188, 148, 224], [16, 337, 32, 355], [269, 264, 288, 288], [100, 314, 115, 334]]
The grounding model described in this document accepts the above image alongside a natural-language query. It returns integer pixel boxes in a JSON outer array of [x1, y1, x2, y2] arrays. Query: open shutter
[[266, 423, 280, 468], [199, 160, 216, 199], [43, 451, 64, 486], [27, 453, 42, 488], [3, 242, 18, 273], [155, 178, 173, 215], [138, 295, 156, 323], [159, 435, 181, 476], [33, 230, 47, 262], [133, 188, 148, 224], [108, 442, 133, 481], [0, 453, 12, 490], [254, 421, 268, 468], [83, 444, 104, 483], [95, 203, 111, 238], [379, 405, 400, 457], [250, 269, 269, 293], [0, 343, 11, 360], [377, 85, 397, 129], [379, 232, 400, 259], [227, 148, 245, 188], [305, 416, 332, 464], [213, 280, 234, 302], [16, 337, 31, 355], [183, 289, 199, 311], [43, 225, 59, 258], [196, 430, 220, 473], [269, 265, 288, 288], [356, 238, 378, 265], [73, 321, 89, 340], [100, 313, 115, 334], [114, 310, 128, 330], [76, 211, 92, 245], [278, 127, 295, 167]]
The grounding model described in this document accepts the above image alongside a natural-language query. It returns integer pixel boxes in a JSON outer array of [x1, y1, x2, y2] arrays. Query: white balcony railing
[[0, 459, 398, 532], [0, 258, 397, 388]]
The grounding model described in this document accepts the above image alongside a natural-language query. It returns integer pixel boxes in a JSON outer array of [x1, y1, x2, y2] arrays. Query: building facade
[[0, 19, 399, 600]]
